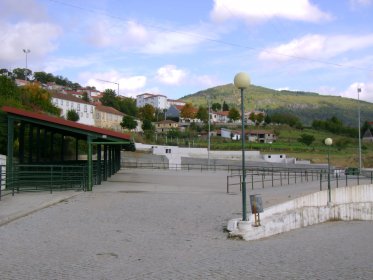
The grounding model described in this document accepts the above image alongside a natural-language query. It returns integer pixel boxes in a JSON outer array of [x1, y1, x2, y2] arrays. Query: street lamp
[[23, 49, 30, 80], [207, 95, 211, 168], [97, 79, 120, 95], [357, 87, 362, 173], [234, 72, 251, 221], [324, 137, 333, 204]]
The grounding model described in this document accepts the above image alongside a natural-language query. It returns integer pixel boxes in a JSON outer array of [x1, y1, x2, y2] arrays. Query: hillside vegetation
[[181, 84, 373, 127]]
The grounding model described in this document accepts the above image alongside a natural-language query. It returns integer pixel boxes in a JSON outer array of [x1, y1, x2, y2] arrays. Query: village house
[[248, 130, 276, 143], [95, 105, 124, 132], [155, 120, 179, 133], [220, 128, 276, 143], [51, 91, 95, 125]]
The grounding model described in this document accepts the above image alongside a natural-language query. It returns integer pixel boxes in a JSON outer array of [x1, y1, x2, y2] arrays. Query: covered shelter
[[2, 106, 134, 192]]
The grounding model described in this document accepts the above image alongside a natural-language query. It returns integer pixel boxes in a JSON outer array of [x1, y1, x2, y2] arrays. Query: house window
[[268, 155, 271, 158], [77, 104, 80, 111], [280, 155, 283, 158], [60, 100, 63, 105], [84, 105, 87, 112], [66, 101, 69, 106], [96, 113, 100, 119], [90, 106, 93, 113], [166, 149, 171, 154]]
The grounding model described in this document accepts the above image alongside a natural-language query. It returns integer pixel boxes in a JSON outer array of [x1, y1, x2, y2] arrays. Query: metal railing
[[6, 164, 87, 194], [227, 168, 322, 193], [226, 168, 373, 193]]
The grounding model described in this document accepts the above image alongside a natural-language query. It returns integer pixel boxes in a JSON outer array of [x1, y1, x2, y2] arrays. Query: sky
[[1, 0, 373, 102]]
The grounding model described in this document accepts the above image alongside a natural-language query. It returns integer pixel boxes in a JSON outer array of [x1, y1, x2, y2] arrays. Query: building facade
[[51, 92, 95, 125]]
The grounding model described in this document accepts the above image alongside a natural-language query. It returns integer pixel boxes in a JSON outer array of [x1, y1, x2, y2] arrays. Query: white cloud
[[350, 0, 373, 8], [155, 65, 187, 85], [211, 0, 332, 24], [259, 34, 373, 62], [79, 70, 147, 97], [86, 19, 213, 54], [341, 82, 373, 102], [0, 21, 61, 65], [0, 0, 47, 21], [194, 75, 220, 88]]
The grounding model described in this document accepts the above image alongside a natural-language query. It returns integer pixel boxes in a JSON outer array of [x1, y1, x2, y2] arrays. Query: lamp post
[[324, 137, 333, 204], [234, 72, 251, 221], [23, 49, 30, 80], [357, 87, 362, 173], [207, 95, 211, 168], [97, 79, 120, 95]]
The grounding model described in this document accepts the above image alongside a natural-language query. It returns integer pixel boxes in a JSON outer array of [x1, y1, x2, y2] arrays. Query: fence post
[[271, 170, 274, 187], [226, 176, 229, 193], [320, 172, 322, 191], [251, 174, 254, 190]]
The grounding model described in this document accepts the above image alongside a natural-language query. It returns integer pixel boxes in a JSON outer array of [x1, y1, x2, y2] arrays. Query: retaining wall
[[228, 184, 373, 241]]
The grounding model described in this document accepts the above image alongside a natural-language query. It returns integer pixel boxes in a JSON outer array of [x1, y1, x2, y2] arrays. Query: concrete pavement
[[0, 169, 372, 279]]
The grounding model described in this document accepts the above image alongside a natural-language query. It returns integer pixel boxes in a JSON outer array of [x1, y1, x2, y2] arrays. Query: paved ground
[[0, 169, 372, 279]]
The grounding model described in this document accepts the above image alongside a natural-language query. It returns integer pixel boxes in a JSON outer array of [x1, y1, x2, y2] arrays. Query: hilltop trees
[[312, 116, 358, 137]]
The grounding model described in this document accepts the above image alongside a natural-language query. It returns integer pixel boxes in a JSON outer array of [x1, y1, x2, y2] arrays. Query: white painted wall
[[229, 184, 373, 241]]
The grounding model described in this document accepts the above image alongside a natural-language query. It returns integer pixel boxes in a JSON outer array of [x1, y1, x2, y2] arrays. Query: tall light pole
[[23, 49, 30, 80], [207, 95, 211, 168], [357, 87, 362, 173], [325, 137, 333, 204], [234, 72, 251, 221]]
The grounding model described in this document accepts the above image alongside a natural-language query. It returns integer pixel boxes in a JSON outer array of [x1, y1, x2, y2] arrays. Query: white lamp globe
[[324, 138, 333, 146], [234, 72, 251, 89]]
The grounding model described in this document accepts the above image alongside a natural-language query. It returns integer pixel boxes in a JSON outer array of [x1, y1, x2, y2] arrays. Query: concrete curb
[[0, 192, 82, 227]]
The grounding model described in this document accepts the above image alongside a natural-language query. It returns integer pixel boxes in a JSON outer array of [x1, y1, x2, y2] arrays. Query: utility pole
[[358, 87, 362, 172]]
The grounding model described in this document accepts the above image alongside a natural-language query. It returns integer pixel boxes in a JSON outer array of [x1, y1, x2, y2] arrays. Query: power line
[[46, 0, 373, 73]]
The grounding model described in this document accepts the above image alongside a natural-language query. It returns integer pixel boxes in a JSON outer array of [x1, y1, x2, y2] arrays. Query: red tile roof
[[51, 91, 91, 104], [2, 106, 131, 141], [95, 105, 124, 116]]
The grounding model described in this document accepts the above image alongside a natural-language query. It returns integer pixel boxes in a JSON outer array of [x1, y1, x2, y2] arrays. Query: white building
[[51, 92, 95, 125], [136, 93, 168, 110]]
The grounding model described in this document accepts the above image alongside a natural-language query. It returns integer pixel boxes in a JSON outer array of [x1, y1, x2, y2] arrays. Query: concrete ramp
[[228, 184, 373, 241]]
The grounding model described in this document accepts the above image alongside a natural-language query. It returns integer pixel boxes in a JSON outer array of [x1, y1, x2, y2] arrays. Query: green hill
[[180, 84, 373, 126]]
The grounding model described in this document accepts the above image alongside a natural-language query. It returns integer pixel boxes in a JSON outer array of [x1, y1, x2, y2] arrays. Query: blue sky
[[1, 0, 373, 102]]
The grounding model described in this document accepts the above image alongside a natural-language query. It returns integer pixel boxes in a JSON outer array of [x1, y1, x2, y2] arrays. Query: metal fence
[[226, 168, 373, 193], [226, 168, 323, 193], [4, 164, 87, 196]]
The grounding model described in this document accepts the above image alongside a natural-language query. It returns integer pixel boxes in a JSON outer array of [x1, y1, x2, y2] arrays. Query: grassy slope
[[180, 84, 373, 126]]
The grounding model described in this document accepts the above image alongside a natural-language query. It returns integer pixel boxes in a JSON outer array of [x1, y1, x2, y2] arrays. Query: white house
[[211, 111, 230, 123], [51, 92, 95, 125], [136, 93, 168, 109], [221, 128, 241, 140]]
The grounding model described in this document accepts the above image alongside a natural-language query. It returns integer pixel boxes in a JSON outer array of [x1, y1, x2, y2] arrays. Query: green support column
[[6, 117, 14, 189], [103, 145, 108, 181], [42, 128, 47, 161], [87, 136, 93, 191], [61, 134, 65, 162], [28, 124, 33, 163], [19, 123, 25, 164], [97, 144, 102, 185], [75, 137, 79, 161], [36, 127, 41, 162], [50, 132, 55, 162]]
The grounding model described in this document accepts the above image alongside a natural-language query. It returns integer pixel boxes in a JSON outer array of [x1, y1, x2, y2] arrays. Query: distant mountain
[[180, 84, 373, 127]]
